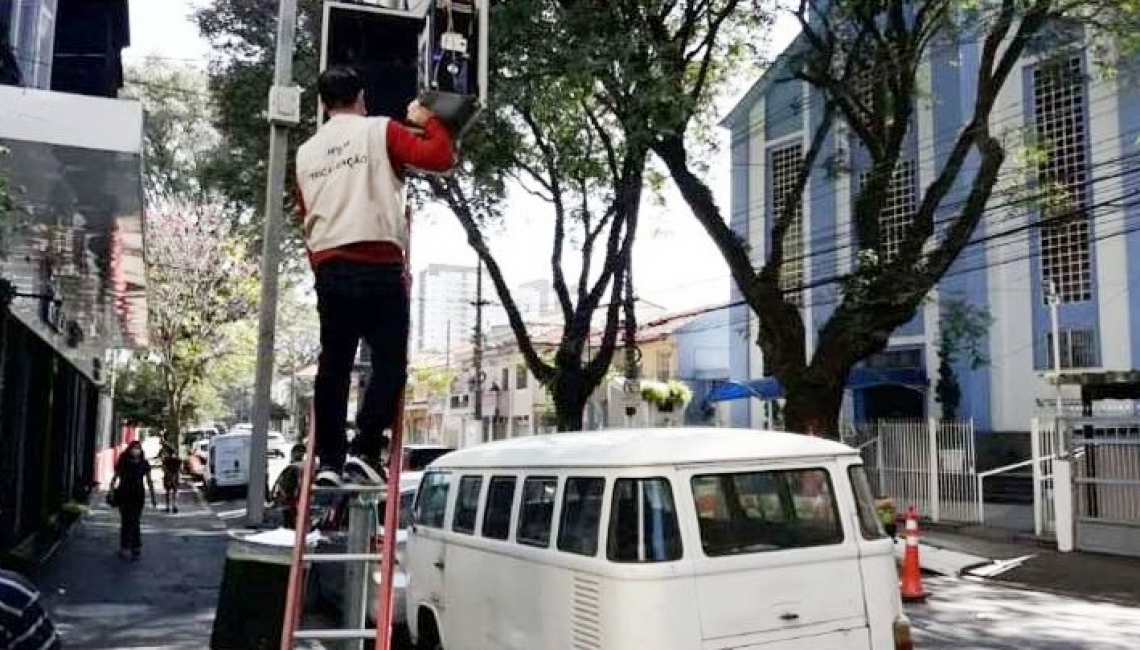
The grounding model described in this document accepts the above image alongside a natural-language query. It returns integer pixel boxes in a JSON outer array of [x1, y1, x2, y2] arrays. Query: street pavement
[[30, 475, 1140, 649], [916, 527, 1140, 604], [36, 478, 228, 649], [908, 576, 1140, 649]]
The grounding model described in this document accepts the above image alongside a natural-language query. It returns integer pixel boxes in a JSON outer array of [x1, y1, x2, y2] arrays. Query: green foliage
[[411, 366, 458, 395], [195, 0, 323, 250], [116, 358, 170, 428], [640, 379, 693, 408], [939, 298, 994, 370], [935, 298, 993, 420], [122, 60, 217, 200]]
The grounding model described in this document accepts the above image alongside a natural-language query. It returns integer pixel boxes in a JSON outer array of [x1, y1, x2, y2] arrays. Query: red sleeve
[[386, 117, 455, 173]]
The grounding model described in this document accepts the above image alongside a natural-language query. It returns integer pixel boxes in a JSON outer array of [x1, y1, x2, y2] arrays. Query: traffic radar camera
[[320, 0, 487, 137]]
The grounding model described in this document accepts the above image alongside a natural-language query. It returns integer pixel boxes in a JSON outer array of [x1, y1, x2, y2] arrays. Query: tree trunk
[[782, 371, 846, 440], [551, 370, 590, 432]]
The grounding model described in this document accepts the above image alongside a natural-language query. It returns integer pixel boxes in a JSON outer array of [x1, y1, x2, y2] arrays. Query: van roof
[[428, 428, 857, 470]]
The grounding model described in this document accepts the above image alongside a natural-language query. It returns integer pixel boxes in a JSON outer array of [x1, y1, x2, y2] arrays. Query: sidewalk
[[912, 527, 1140, 605], [34, 480, 228, 649]]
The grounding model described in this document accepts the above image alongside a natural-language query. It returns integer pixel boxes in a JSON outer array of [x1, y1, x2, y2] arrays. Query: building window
[[656, 350, 672, 382], [1043, 328, 1099, 369], [1034, 56, 1092, 304], [501, 367, 510, 391], [515, 364, 529, 390], [771, 143, 805, 306], [859, 160, 917, 262]]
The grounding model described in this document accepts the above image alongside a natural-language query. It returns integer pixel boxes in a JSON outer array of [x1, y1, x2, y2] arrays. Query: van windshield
[[691, 468, 843, 556]]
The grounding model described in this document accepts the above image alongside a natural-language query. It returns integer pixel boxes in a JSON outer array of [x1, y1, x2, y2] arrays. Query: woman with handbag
[[110, 440, 156, 561]]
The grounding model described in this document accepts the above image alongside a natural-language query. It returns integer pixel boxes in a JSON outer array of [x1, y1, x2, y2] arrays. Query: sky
[[126, 1, 802, 314]]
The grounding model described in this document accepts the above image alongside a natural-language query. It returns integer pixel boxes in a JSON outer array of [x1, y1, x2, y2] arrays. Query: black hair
[[318, 66, 363, 110]]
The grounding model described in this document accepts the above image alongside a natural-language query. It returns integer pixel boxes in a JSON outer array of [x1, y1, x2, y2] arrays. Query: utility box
[[320, 0, 488, 136]]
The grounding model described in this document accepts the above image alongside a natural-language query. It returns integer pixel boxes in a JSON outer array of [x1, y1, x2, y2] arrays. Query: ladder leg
[[375, 208, 414, 650], [281, 406, 319, 650]]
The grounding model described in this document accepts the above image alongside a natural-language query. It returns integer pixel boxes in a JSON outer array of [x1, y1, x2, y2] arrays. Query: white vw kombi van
[[405, 428, 911, 650]]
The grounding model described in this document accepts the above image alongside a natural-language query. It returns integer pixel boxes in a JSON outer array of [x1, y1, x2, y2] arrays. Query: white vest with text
[[296, 114, 407, 255]]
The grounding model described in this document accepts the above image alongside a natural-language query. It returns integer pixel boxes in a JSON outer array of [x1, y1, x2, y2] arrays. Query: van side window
[[517, 477, 558, 547], [415, 471, 451, 528], [557, 477, 605, 557], [848, 465, 887, 540], [607, 478, 682, 563], [691, 468, 843, 556], [453, 475, 483, 534], [482, 476, 516, 540]]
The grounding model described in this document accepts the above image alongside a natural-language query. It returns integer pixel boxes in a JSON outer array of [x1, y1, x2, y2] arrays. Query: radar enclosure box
[[320, 1, 487, 136]]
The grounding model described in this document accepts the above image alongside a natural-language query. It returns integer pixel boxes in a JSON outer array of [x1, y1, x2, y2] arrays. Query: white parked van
[[204, 431, 289, 498], [406, 428, 911, 650]]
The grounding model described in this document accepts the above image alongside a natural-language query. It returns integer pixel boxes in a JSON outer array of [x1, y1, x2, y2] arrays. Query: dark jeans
[[119, 499, 143, 551], [314, 261, 409, 473]]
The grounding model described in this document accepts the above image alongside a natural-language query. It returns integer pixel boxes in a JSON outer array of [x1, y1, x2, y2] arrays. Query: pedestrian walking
[[295, 65, 455, 487], [158, 442, 182, 514], [271, 443, 306, 529], [109, 440, 156, 560], [0, 568, 60, 650]]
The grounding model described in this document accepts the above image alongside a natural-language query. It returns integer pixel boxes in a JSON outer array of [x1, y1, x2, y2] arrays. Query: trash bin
[[210, 528, 319, 650]]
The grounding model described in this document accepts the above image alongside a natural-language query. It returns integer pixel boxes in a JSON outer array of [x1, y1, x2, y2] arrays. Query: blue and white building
[[721, 29, 1140, 433]]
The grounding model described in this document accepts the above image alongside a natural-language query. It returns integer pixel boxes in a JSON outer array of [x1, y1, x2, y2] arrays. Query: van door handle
[[780, 613, 799, 621], [433, 559, 445, 570]]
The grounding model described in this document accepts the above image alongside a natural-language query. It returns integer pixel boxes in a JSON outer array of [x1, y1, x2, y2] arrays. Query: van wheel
[[417, 610, 442, 650]]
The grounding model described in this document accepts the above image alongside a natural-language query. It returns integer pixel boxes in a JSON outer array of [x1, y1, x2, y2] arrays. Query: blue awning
[[707, 367, 928, 403]]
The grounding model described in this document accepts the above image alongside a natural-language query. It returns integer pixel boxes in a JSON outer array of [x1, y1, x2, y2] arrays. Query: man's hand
[[406, 100, 436, 127]]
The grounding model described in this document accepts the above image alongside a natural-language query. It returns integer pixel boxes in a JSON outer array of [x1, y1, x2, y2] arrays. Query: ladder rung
[[293, 628, 378, 641], [312, 484, 387, 494], [303, 553, 382, 563]]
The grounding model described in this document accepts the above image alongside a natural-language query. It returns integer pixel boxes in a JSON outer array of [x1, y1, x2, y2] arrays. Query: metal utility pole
[[472, 262, 487, 442], [1048, 280, 1064, 421], [247, 0, 301, 527]]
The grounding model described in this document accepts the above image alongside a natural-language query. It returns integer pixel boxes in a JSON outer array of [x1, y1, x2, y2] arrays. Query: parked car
[[402, 444, 454, 472], [266, 431, 291, 461], [203, 431, 289, 499], [187, 439, 211, 478], [310, 479, 418, 638]]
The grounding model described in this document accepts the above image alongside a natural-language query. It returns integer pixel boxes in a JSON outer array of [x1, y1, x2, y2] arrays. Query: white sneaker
[[315, 468, 343, 487], [344, 456, 384, 485]]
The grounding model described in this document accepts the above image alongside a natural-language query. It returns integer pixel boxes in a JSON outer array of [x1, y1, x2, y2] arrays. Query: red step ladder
[[280, 215, 413, 649]]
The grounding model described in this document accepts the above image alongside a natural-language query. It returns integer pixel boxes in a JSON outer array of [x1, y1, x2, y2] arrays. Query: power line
[[662, 195, 1140, 338]]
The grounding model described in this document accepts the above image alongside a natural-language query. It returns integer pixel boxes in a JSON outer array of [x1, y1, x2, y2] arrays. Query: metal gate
[[858, 419, 980, 523], [1065, 417, 1140, 556]]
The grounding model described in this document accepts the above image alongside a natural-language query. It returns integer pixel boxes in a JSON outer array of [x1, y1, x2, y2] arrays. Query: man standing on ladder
[[296, 66, 455, 486]]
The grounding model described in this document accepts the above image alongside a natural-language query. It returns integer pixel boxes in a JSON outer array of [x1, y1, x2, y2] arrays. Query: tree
[[146, 199, 259, 445], [425, 2, 650, 431], [195, 0, 323, 251], [935, 298, 993, 420], [115, 357, 177, 430], [122, 59, 217, 201], [564, 0, 1140, 437], [197, 1, 650, 431]]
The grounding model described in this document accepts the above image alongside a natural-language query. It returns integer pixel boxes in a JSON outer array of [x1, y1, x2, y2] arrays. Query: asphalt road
[[908, 575, 1140, 649]]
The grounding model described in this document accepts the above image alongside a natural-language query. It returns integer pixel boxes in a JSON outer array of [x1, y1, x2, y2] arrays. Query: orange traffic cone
[[900, 506, 928, 603]]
